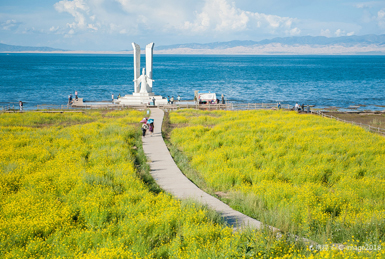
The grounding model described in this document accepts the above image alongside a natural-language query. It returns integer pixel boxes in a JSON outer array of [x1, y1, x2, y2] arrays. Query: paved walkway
[[142, 108, 278, 230]]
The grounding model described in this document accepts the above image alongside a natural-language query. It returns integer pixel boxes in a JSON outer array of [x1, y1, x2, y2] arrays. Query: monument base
[[115, 94, 168, 105]]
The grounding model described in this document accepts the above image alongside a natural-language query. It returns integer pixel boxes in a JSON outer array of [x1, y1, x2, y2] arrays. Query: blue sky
[[1, 0, 385, 50]]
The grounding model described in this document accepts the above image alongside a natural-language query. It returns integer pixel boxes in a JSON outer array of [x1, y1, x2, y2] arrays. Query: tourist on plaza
[[152, 97, 156, 106], [295, 102, 299, 111], [112, 94, 114, 102], [221, 94, 225, 104], [75, 91, 78, 100], [167, 96, 170, 104], [19, 101, 23, 111], [278, 102, 281, 110], [177, 95, 181, 102], [170, 96, 174, 104], [301, 104, 305, 111]]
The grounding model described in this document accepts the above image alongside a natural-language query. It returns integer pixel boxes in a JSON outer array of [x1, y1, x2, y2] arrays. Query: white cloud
[[347, 31, 355, 36], [183, 0, 298, 35], [1, 20, 22, 30], [378, 9, 385, 28], [288, 27, 301, 36], [54, 0, 99, 34], [335, 29, 343, 36], [53, 0, 300, 38], [320, 29, 331, 37]]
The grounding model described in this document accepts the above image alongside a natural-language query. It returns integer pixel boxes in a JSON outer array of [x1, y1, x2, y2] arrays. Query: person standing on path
[[177, 95, 181, 103], [19, 101, 23, 111], [278, 102, 281, 110], [112, 94, 114, 102], [152, 97, 156, 106], [75, 91, 78, 100], [170, 96, 174, 105]]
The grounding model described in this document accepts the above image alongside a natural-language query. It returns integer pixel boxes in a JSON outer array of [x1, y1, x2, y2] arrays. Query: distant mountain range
[[157, 34, 385, 50], [1, 34, 385, 54], [0, 43, 65, 52]]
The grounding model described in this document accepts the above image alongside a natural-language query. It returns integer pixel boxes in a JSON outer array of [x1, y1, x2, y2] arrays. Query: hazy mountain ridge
[[157, 34, 385, 50], [0, 43, 65, 52], [1, 34, 385, 54]]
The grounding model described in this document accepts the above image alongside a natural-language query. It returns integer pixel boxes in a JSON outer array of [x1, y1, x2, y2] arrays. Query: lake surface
[[0, 54, 384, 110]]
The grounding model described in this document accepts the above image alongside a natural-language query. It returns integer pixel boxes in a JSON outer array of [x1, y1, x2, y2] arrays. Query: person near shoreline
[[307, 105, 310, 113], [75, 91, 78, 100], [152, 97, 156, 106], [301, 104, 305, 111], [112, 94, 114, 102], [295, 102, 299, 111], [221, 94, 225, 104], [170, 96, 174, 105], [142, 123, 149, 137], [278, 102, 281, 110], [19, 101, 23, 111], [177, 95, 181, 103], [167, 96, 170, 104]]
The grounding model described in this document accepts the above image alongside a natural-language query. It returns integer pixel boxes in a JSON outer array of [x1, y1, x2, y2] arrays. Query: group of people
[[294, 102, 310, 113], [166, 95, 181, 105], [68, 91, 79, 105], [141, 117, 154, 137], [111, 93, 121, 102]]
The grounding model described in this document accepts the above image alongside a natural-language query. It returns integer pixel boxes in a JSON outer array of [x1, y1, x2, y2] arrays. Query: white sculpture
[[134, 68, 154, 94], [132, 42, 154, 95]]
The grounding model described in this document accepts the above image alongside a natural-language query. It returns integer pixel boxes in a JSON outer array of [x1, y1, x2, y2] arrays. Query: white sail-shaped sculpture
[[115, 42, 167, 105]]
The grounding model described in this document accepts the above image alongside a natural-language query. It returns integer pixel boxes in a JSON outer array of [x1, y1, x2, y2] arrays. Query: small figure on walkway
[[307, 105, 310, 113], [142, 123, 149, 137], [301, 104, 305, 112], [167, 96, 170, 104], [75, 91, 78, 100], [170, 96, 174, 105], [112, 94, 114, 102], [148, 122, 154, 136], [118, 93, 121, 98], [278, 102, 281, 110], [177, 95, 181, 102], [19, 101, 23, 111], [68, 95, 71, 104], [221, 94, 225, 104], [152, 97, 156, 106]]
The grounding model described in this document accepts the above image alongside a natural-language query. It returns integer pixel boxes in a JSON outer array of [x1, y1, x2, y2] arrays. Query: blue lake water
[[0, 54, 384, 110]]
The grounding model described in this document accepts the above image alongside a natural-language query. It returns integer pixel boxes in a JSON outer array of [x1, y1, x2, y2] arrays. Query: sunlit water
[[1, 54, 384, 110]]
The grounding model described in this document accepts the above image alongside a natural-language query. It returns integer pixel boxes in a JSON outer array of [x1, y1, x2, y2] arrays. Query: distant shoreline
[[1, 46, 385, 56]]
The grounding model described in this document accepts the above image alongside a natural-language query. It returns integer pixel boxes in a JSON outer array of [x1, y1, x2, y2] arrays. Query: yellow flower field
[[169, 109, 385, 248], [1, 110, 319, 258]]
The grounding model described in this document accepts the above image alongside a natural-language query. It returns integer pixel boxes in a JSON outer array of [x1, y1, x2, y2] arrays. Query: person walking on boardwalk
[[19, 101, 23, 111], [167, 96, 170, 104], [75, 91, 78, 100], [177, 95, 181, 103], [152, 97, 156, 106], [111, 94, 114, 102], [148, 122, 154, 136], [142, 122, 149, 137], [170, 96, 174, 104]]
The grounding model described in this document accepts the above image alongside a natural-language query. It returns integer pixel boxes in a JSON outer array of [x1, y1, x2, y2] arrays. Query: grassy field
[[0, 110, 323, 258], [167, 109, 385, 256]]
